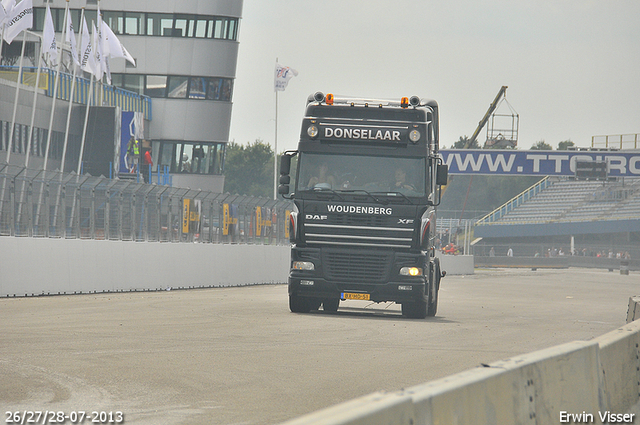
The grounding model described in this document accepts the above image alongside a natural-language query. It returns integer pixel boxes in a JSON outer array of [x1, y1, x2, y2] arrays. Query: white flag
[[274, 63, 298, 92], [80, 16, 95, 75], [42, 4, 57, 65], [93, 21, 104, 80], [66, 8, 79, 66], [0, 3, 7, 27], [3, 0, 32, 44], [0, 0, 15, 26], [101, 21, 135, 66]]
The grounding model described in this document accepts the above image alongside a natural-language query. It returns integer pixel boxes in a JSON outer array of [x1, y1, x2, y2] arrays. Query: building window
[[124, 12, 145, 35], [156, 141, 225, 175], [145, 75, 167, 98], [33, 8, 240, 41], [188, 77, 207, 99], [167, 76, 189, 99], [103, 11, 123, 34], [113, 74, 234, 101]]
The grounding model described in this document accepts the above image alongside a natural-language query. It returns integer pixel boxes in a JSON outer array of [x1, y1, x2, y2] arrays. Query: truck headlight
[[307, 125, 319, 138], [409, 130, 420, 143], [399, 267, 422, 276], [293, 261, 315, 271]]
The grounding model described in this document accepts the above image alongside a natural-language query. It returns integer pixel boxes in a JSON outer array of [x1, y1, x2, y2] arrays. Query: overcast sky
[[228, 1, 640, 153]]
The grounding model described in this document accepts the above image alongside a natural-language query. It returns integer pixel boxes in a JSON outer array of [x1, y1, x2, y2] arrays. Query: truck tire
[[402, 298, 427, 319], [289, 294, 311, 313], [322, 298, 340, 312], [427, 259, 440, 317]]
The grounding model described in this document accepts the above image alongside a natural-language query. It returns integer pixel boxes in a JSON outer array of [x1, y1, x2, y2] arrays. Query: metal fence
[[0, 164, 292, 245]]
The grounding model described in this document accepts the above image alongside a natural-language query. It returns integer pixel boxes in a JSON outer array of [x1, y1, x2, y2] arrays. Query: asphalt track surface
[[1, 268, 638, 425]]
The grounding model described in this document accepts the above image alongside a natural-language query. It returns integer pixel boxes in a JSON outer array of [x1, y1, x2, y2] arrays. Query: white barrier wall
[[282, 319, 640, 425], [436, 253, 474, 275], [0, 237, 290, 297], [0, 237, 474, 297]]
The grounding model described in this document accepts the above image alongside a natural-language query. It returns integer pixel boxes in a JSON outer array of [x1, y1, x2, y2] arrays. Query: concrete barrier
[[595, 319, 640, 415], [0, 237, 290, 297], [281, 392, 416, 425], [409, 341, 602, 425], [627, 297, 640, 323], [435, 253, 474, 275], [281, 322, 640, 425], [475, 255, 640, 271]]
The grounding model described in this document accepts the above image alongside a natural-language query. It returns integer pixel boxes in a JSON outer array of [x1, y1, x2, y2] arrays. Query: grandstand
[[473, 176, 640, 256]]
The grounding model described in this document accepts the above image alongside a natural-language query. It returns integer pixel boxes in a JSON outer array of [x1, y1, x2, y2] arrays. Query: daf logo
[[398, 218, 414, 225], [306, 214, 328, 220]]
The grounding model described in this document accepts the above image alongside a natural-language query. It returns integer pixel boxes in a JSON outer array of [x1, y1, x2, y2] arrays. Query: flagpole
[[0, 30, 27, 230], [42, 0, 68, 172], [6, 30, 28, 166], [0, 3, 7, 66], [273, 58, 278, 200], [78, 48, 95, 175], [52, 6, 83, 234], [60, 0, 76, 173], [25, 30, 43, 169], [15, 33, 42, 226]]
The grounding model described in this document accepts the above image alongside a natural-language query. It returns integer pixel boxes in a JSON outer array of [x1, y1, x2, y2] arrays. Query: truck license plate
[[342, 292, 370, 301]]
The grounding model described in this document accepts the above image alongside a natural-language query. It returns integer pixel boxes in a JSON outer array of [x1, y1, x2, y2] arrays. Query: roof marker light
[[401, 97, 409, 108], [326, 93, 334, 105]]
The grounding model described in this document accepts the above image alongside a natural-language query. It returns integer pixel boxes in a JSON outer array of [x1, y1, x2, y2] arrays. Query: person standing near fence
[[143, 147, 153, 183]]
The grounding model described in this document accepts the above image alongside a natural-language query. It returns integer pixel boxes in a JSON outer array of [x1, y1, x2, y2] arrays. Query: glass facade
[[33, 8, 240, 41], [154, 140, 224, 175], [109, 74, 233, 101], [0, 120, 79, 162], [28, 5, 237, 180]]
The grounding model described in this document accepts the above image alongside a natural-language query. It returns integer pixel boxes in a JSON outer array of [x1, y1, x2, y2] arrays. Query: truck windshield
[[297, 153, 427, 197]]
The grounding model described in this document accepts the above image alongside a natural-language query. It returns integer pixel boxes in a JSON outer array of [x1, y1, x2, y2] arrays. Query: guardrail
[[0, 164, 292, 245], [592, 134, 640, 150], [281, 307, 640, 425], [474, 255, 638, 271]]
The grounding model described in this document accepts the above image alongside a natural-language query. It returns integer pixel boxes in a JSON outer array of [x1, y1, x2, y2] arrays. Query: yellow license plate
[[342, 292, 370, 301]]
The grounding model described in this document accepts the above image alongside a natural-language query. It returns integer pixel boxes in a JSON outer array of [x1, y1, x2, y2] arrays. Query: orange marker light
[[326, 93, 334, 105], [401, 97, 409, 108]]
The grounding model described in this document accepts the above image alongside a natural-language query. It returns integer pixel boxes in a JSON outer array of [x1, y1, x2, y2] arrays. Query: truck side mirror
[[280, 154, 292, 176], [278, 185, 290, 195], [436, 164, 448, 186], [279, 175, 290, 184]]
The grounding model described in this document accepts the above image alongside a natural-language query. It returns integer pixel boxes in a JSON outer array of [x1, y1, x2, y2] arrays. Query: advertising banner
[[440, 150, 640, 177]]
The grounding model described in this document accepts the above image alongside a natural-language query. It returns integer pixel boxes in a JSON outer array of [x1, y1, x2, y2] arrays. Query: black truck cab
[[279, 92, 448, 318]]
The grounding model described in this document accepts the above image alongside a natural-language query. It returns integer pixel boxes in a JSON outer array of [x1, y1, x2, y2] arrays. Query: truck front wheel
[[290, 293, 311, 313], [402, 298, 427, 319]]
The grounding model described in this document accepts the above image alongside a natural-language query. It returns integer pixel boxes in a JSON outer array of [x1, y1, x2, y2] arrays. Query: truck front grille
[[323, 251, 391, 283]]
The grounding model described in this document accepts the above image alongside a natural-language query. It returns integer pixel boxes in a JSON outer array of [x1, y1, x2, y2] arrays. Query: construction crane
[[465, 86, 518, 149]]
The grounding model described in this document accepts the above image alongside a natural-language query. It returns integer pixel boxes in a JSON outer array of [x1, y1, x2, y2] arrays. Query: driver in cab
[[308, 162, 336, 189]]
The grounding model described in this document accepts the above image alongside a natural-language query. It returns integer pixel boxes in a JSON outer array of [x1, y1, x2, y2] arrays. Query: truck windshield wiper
[[376, 191, 414, 204], [309, 187, 345, 200], [340, 189, 389, 205]]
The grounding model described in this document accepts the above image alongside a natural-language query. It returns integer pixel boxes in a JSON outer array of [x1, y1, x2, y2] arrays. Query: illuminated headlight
[[399, 267, 423, 276], [409, 130, 420, 142], [307, 125, 319, 138], [398, 285, 412, 291], [300, 280, 315, 286], [293, 261, 315, 271]]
